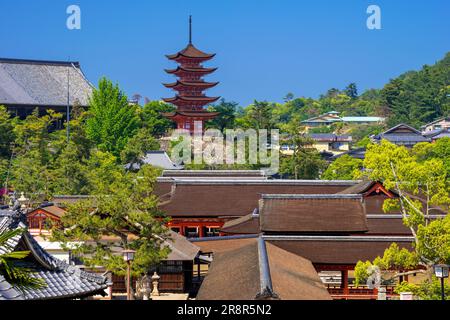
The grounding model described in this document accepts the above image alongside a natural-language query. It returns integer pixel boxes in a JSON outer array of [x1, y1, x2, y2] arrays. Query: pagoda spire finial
[[189, 15, 192, 44]]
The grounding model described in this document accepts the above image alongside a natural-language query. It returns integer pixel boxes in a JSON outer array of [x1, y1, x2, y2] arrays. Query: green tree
[[354, 140, 450, 296], [52, 161, 169, 282], [207, 99, 238, 132], [50, 110, 93, 195], [10, 109, 61, 201], [86, 78, 140, 158], [0, 106, 15, 158], [280, 133, 327, 179], [121, 127, 160, 167], [345, 83, 358, 99], [140, 100, 175, 137], [382, 52, 450, 127], [237, 100, 275, 129], [321, 155, 363, 180]]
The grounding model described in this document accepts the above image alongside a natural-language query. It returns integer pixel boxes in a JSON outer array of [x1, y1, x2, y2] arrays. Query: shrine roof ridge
[[171, 179, 361, 186], [261, 194, 363, 200]]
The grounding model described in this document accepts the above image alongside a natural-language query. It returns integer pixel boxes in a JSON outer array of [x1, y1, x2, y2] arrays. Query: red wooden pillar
[[341, 270, 349, 296], [198, 226, 204, 238], [180, 225, 185, 236]]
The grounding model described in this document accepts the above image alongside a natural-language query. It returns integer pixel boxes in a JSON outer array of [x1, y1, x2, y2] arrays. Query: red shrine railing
[[327, 285, 397, 300]]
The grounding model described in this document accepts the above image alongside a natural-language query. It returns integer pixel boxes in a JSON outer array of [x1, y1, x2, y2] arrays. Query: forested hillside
[[208, 52, 450, 132]]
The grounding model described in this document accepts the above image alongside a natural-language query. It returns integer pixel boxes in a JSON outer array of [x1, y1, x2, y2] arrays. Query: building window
[[170, 227, 181, 234], [203, 227, 220, 237], [184, 227, 199, 238]]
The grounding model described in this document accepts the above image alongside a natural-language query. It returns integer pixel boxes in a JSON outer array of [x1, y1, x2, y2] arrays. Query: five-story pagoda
[[162, 16, 220, 133]]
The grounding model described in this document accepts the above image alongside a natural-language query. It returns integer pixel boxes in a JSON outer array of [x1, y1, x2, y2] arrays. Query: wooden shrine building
[[0, 58, 92, 124]]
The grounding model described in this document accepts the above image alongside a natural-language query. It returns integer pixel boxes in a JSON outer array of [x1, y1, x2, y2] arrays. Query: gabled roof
[[337, 180, 395, 198], [373, 124, 431, 145], [0, 208, 109, 300], [29, 205, 66, 218], [382, 123, 422, 135], [196, 237, 331, 300], [260, 194, 368, 234], [159, 180, 359, 217], [0, 58, 93, 107], [420, 117, 450, 129]]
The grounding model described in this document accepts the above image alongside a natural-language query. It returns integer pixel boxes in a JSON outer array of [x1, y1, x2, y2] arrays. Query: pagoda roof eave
[[164, 67, 218, 74], [166, 44, 216, 60], [163, 81, 220, 89], [162, 96, 220, 103], [162, 111, 220, 119]]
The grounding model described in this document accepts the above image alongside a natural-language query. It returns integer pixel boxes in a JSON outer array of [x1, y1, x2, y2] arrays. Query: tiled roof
[[0, 58, 93, 107], [159, 180, 358, 217], [163, 231, 200, 261], [372, 124, 431, 146], [259, 194, 368, 234], [125, 151, 184, 170], [0, 208, 109, 300], [196, 237, 331, 300], [264, 235, 414, 265], [166, 44, 216, 60], [221, 210, 260, 235]]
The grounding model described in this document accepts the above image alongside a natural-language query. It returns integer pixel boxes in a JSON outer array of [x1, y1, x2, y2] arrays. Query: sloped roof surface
[[0, 208, 108, 300], [196, 239, 331, 300], [0, 58, 93, 107], [260, 195, 368, 233]]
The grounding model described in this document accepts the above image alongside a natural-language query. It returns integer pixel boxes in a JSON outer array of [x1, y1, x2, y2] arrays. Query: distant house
[[421, 117, 450, 133], [371, 123, 430, 147], [27, 204, 66, 236], [0, 58, 93, 123], [280, 134, 352, 156], [301, 111, 385, 131], [309, 134, 352, 155], [423, 128, 450, 141]]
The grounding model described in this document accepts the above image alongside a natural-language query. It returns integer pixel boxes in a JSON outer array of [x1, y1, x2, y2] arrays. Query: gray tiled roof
[[0, 58, 93, 107], [125, 151, 184, 170], [0, 208, 109, 300]]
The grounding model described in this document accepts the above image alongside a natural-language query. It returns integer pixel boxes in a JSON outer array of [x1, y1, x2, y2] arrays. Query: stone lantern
[[151, 272, 161, 297]]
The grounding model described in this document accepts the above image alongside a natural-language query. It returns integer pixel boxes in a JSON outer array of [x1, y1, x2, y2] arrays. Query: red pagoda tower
[[162, 16, 220, 133]]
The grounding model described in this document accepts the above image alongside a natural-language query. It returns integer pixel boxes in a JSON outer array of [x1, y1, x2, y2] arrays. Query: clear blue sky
[[0, 0, 448, 106]]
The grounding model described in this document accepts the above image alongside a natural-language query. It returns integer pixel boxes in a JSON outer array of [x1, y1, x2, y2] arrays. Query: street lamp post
[[123, 249, 136, 300], [433, 264, 449, 301]]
